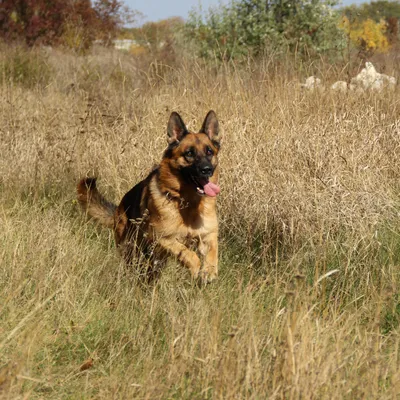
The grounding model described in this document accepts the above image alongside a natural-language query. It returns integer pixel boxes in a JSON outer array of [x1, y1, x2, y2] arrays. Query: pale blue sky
[[126, 0, 226, 23], [126, 0, 366, 23]]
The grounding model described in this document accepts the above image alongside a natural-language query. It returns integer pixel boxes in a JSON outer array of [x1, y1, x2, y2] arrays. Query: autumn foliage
[[340, 16, 390, 54], [0, 0, 127, 49], [127, 17, 183, 62]]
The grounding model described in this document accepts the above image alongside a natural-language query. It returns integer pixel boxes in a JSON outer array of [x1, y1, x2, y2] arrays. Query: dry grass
[[1, 45, 400, 399]]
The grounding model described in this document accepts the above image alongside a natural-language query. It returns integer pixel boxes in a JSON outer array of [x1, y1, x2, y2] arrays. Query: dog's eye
[[206, 147, 213, 156], [185, 150, 195, 158]]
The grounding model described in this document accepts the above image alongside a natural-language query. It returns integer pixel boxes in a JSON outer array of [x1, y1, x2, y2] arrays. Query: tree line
[[0, 0, 134, 50], [1, 0, 400, 59]]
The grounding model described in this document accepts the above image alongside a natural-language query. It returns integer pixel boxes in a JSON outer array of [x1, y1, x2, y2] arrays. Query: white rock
[[301, 76, 324, 91], [371, 79, 384, 91], [381, 74, 397, 89], [301, 63, 395, 94], [331, 81, 348, 92], [350, 62, 396, 92]]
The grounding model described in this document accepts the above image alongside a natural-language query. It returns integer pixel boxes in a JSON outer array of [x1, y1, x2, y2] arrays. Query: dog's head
[[163, 111, 221, 197]]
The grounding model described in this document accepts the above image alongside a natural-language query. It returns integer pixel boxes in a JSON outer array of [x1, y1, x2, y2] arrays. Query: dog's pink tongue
[[203, 181, 220, 197]]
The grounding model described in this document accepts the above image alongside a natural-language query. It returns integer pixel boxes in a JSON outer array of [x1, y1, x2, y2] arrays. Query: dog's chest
[[151, 200, 216, 240], [168, 206, 211, 238], [148, 181, 217, 240]]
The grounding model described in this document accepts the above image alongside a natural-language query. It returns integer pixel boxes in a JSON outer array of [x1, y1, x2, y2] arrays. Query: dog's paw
[[199, 268, 218, 284], [182, 251, 201, 279]]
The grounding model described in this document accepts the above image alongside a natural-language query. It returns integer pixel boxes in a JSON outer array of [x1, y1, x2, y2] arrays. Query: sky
[[126, 0, 227, 23], [125, 0, 366, 23]]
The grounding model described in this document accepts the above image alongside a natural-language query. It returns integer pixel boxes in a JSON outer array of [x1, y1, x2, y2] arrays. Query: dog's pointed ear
[[200, 110, 220, 147], [167, 112, 188, 144]]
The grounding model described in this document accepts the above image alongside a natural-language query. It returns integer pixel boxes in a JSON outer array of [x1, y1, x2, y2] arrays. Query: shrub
[[340, 16, 390, 55], [0, 0, 135, 49], [0, 45, 52, 88], [183, 0, 346, 60]]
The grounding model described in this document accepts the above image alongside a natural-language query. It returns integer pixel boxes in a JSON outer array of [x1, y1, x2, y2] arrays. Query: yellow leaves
[[61, 20, 92, 53], [10, 11, 18, 23], [339, 16, 389, 53]]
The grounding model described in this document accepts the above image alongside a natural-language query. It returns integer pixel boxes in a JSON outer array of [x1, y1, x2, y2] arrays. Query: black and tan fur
[[77, 111, 221, 282]]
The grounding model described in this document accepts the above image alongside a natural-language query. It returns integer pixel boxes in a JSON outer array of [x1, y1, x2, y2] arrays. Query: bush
[[340, 16, 390, 55], [0, 45, 52, 88], [0, 0, 135, 49], [183, 0, 346, 60]]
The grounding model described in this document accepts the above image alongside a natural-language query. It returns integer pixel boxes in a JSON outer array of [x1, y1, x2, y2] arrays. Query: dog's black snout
[[200, 165, 213, 177]]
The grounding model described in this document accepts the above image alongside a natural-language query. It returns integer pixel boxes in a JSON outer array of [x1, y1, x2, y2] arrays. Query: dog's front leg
[[199, 232, 218, 282], [156, 237, 201, 278]]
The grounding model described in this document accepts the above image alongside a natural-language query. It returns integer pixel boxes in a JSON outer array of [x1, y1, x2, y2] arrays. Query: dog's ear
[[167, 112, 188, 144], [200, 110, 220, 147]]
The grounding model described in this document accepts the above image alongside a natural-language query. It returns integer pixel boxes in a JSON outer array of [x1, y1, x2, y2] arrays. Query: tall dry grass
[[1, 45, 400, 399]]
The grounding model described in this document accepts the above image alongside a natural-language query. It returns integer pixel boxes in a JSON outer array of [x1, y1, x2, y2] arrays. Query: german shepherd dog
[[77, 111, 221, 283]]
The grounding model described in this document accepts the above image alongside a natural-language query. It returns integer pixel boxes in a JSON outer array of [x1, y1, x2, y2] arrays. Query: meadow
[[1, 45, 400, 399]]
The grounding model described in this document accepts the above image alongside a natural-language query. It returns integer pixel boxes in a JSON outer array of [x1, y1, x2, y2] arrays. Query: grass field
[[1, 46, 400, 399]]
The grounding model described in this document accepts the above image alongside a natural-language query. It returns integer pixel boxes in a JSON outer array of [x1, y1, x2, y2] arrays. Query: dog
[[77, 110, 221, 283]]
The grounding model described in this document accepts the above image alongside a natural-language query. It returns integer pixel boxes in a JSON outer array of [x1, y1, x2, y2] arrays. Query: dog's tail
[[77, 178, 116, 229]]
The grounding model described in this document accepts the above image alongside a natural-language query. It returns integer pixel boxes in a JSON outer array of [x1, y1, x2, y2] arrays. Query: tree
[[342, 1, 400, 23], [60, 0, 97, 51], [340, 16, 390, 55], [130, 17, 183, 54], [184, 0, 345, 60], [341, 1, 400, 46], [0, 0, 66, 45], [0, 0, 135, 47], [93, 0, 122, 46]]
